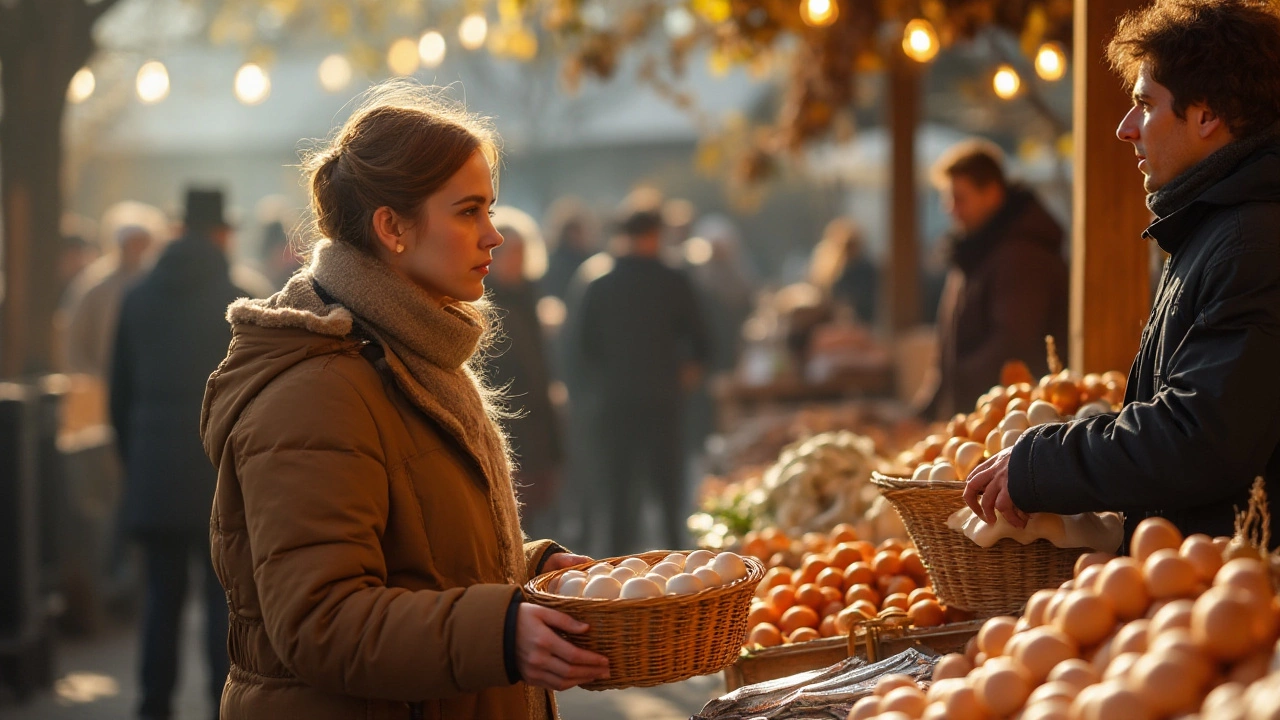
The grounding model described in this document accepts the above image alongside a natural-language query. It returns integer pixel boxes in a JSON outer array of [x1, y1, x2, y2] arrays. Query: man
[[917, 140, 1069, 420], [564, 199, 711, 556], [111, 188, 248, 719], [965, 0, 1280, 549]]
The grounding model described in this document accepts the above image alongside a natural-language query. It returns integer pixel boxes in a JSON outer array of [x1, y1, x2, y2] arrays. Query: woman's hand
[[963, 447, 1029, 528], [515, 604, 611, 691], [542, 552, 592, 573]]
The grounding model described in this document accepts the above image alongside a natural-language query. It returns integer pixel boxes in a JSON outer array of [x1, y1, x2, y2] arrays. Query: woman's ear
[[371, 207, 405, 255]]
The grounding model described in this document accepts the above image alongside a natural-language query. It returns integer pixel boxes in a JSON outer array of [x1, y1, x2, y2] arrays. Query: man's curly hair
[[1107, 0, 1280, 139]]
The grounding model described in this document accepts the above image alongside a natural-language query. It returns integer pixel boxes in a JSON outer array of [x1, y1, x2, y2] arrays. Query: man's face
[[1116, 62, 1213, 193], [942, 175, 1005, 234]]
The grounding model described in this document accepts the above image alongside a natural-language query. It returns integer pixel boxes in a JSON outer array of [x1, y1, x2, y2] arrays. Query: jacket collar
[[1144, 142, 1280, 254]]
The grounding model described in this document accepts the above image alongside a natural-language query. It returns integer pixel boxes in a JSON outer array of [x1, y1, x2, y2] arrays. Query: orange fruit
[[872, 551, 902, 577], [845, 584, 881, 607], [761, 527, 790, 553], [748, 602, 780, 628], [819, 614, 839, 638], [836, 605, 866, 634], [819, 586, 843, 605], [844, 562, 875, 587], [909, 599, 946, 627], [816, 567, 845, 590], [899, 549, 928, 582], [908, 588, 937, 606], [821, 600, 845, 618], [760, 567, 793, 593], [829, 523, 859, 544], [798, 556, 830, 585], [741, 536, 770, 561], [788, 627, 821, 644], [748, 622, 783, 648], [880, 575, 918, 598], [780, 605, 820, 634], [849, 541, 876, 563], [850, 600, 879, 619], [883, 593, 911, 611], [769, 585, 796, 613], [802, 532, 830, 553], [795, 583, 826, 611], [828, 543, 862, 570]]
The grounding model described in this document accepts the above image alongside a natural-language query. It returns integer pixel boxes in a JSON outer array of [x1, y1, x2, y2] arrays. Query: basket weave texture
[[871, 472, 1085, 616], [523, 551, 763, 690]]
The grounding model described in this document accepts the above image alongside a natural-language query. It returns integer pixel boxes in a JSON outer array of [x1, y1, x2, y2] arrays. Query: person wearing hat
[[110, 187, 248, 720], [563, 192, 712, 556]]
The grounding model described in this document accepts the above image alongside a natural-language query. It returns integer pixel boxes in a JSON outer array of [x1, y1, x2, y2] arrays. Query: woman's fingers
[[963, 469, 993, 519]]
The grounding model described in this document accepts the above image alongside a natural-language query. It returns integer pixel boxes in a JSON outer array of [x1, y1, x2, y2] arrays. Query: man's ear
[[371, 206, 403, 254], [1191, 104, 1226, 140]]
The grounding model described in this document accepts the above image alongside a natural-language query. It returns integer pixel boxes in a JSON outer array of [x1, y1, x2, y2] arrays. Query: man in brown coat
[[917, 140, 1070, 420]]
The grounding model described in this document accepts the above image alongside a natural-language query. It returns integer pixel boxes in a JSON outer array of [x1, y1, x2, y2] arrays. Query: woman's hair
[[491, 206, 548, 281], [300, 80, 500, 257], [1106, 0, 1280, 139]]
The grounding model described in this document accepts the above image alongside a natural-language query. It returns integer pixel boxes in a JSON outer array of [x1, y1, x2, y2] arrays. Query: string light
[[387, 37, 420, 75], [799, 0, 838, 28], [1035, 42, 1067, 81], [664, 6, 696, 38], [902, 19, 939, 63], [136, 60, 170, 104], [993, 64, 1021, 99], [419, 30, 447, 67], [234, 63, 271, 105], [318, 54, 352, 92], [68, 67, 96, 103], [459, 13, 488, 50]]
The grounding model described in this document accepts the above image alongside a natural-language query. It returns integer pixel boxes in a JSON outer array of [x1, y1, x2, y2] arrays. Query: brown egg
[[1096, 558, 1150, 620], [1027, 680, 1079, 706], [1131, 517, 1183, 562], [1103, 651, 1141, 681], [1227, 650, 1271, 685], [943, 685, 986, 720], [909, 599, 946, 628], [984, 428, 1002, 456], [973, 657, 1033, 716], [1043, 590, 1070, 627], [1075, 564, 1105, 593], [1148, 598, 1195, 636], [847, 695, 881, 720], [1129, 652, 1205, 717], [1143, 549, 1199, 599], [1046, 657, 1100, 690], [925, 677, 965, 704], [1148, 628, 1214, 685], [1075, 551, 1114, 577], [874, 673, 919, 697], [932, 653, 973, 681], [1109, 619, 1150, 656], [978, 616, 1017, 656], [1203, 682, 1247, 715], [1192, 585, 1258, 661], [1011, 626, 1078, 682], [1214, 557, 1273, 603], [1070, 679, 1151, 720], [881, 686, 928, 717], [1019, 700, 1071, 720], [1055, 590, 1116, 647], [1180, 533, 1224, 583], [1025, 589, 1056, 627]]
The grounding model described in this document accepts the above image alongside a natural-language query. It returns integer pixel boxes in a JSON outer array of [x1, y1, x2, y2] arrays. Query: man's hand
[[963, 447, 1030, 528], [542, 553, 592, 573], [515, 604, 611, 691]]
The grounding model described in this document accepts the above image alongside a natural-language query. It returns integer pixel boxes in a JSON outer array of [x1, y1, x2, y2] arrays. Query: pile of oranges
[[740, 523, 960, 649]]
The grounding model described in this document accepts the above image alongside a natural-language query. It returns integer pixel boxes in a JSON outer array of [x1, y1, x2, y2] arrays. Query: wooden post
[[887, 43, 921, 334], [1070, 0, 1152, 374]]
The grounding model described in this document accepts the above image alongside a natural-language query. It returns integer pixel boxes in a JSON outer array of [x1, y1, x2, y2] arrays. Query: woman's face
[[393, 151, 503, 302]]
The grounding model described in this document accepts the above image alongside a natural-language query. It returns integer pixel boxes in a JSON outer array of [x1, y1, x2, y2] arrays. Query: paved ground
[[0, 602, 725, 720]]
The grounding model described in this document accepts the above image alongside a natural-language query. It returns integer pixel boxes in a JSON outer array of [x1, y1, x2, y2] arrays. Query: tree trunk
[[0, 1, 103, 378]]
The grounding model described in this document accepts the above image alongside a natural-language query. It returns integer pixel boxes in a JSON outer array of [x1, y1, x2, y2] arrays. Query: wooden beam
[[887, 43, 921, 334], [1070, 0, 1152, 374]]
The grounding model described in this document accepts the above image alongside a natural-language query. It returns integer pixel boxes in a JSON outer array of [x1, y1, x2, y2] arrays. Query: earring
[[395, 243, 405, 254]]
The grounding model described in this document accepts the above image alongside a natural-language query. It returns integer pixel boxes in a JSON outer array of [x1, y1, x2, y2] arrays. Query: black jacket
[[565, 254, 711, 411], [1009, 142, 1280, 549], [110, 235, 248, 536]]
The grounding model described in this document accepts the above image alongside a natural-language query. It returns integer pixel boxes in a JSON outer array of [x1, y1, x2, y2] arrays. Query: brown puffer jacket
[[201, 312, 559, 719]]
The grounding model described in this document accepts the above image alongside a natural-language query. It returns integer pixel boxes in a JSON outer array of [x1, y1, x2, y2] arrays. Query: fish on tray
[[691, 648, 937, 720]]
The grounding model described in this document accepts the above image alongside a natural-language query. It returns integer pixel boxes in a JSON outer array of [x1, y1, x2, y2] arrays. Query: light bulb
[[994, 64, 1021, 99], [459, 13, 488, 50], [136, 60, 170, 104], [68, 67, 96, 104], [387, 37, 420, 76], [419, 30, 446, 67], [902, 19, 938, 63], [800, 0, 838, 27], [318, 54, 353, 93], [1035, 42, 1066, 81], [234, 63, 271, 105]]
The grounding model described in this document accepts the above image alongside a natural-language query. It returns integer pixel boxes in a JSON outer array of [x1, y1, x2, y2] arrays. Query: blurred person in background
[[111, 188, 247, 720], [915, 139, 1069, 420], [565, 194, 712, 556], [809, 217, 879, 326], [60, 201, 168, 379], [258, 219, 303, 290], [487, 206, 564, 540], [539, 196, 597, 301]]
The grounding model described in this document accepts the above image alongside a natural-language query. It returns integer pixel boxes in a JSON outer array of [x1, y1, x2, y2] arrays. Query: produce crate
[[723, 619, 984, 691]]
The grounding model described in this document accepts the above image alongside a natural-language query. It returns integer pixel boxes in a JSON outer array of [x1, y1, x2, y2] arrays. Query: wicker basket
[[871, 472, 1085, 616], [523, 551, 763, 690]]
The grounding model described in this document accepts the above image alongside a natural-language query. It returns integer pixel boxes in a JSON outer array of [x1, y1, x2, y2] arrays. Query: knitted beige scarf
[[228, 239, 527, 587]]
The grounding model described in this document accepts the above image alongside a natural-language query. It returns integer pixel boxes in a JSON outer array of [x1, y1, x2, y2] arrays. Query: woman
[[200, 82, 609, 719]]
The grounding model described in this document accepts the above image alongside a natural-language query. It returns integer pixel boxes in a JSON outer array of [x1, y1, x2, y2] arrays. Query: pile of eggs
[[847, 517, 1280, 720], [550, 550, 749, 600]]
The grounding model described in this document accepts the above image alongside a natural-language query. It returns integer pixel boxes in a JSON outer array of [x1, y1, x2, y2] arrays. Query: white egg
[[693, 566, 722, 587], [711, 552, 748, 584], [619, 577, 664, 599], [1027, 400, 1062, 426], [619, 557, 650, 575], [912, 463, 933, 481], [684, 549, 716, 572], [929, 462, 959, 482], [1001, 428, 1024, 450], [644, 573, 668, 592], [553, 570, 587, 594], [558, 576, 587, 597], [649, 561, 682, 579], [999, 410, 1030, 434], [665, 573, 705, 596], [586, 563, 614, 577], [663, 553, 687, 569], [582, 575, 622, 599], [609, 566, 637, 583]]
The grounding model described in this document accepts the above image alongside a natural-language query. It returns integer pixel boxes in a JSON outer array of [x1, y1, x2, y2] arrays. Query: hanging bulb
[[234, 63, 271, 105], [993, 64, 1021, 99], [902, 19, 939, 62], [1035, 42, 1067, 81], [459, 13, 488, 50], [387, 37, 420, 75], [136, 60, 170, 104], [68, 67, 96, 103], [419, 30, 447, 68], [800, 0, 838, 27], [318, 54, 353, 93]]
